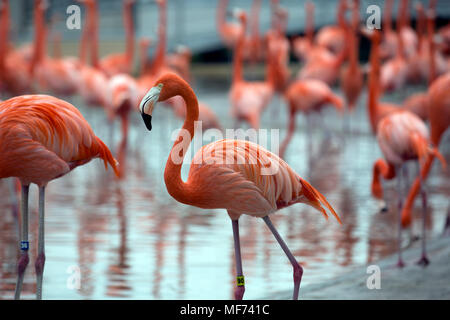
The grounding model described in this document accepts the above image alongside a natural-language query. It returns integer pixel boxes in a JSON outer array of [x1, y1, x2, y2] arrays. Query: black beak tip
[[141, 112, 152, 131]]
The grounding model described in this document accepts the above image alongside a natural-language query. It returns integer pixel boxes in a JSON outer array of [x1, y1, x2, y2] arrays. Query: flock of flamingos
[[0, 0, 449, 300]]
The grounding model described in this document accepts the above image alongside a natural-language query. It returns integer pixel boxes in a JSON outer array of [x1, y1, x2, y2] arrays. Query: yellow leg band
[[236, 276, 245, 286]]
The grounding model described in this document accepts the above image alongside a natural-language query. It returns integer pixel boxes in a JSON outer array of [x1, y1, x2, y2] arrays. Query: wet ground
[[0, 65, 449, 299]]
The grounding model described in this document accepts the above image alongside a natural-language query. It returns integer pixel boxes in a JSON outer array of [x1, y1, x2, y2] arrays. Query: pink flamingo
[[138, 72, 341, 300], [107, 74, 139, 178], [77, 0, 109, 108], [373, 110, 443, 267], [280, 79, 344, 159], [315, 0, 347, 56], [0, 94, 118, 299], [99, 0, 136, 77], [230, 10, 274, 129], [340, 0, 364, 126]]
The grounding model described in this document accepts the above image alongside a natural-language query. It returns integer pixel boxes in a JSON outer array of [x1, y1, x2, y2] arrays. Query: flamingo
[[401, 71, 450, 235], [138, 72, 341, 300], [0, 0, 33, 95], [0, 94, 119, 300], [99, 0, 136, 77], [340, 0, 364, 127], [379, 0, 398, 61], [230, 10, 274, 130], [216, 0, 262, 63], [266, 4, 290, 94], [279, 79, 344, 159], [372, 110, 443, 267], [77, 0, 109, 108], [106, 74, 139, 178], [292, 1, 315, 62], [315, 0, 347, 56]]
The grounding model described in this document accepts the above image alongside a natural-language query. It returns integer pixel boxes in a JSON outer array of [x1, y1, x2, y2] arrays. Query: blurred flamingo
[[372, 110, 444, 268], [99, 0, 136, 77], [0, 94, 118, 300], [230, 10, 274, 130], [0, 0, 33, 95], [315, 0, 347, 56], [280, 79, 344, 159], [107, 74, 139, 178], [402, 72, 450, 235], [77, 0, 109, 108], [340, 0, 364, 129], [138, 72, 341, 300]]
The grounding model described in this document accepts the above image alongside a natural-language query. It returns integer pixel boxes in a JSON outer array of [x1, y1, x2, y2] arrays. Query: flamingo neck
[[427, 13, 436, 84], [163, 78, 199, 205], [232, 18, 246, 84], [368, 35, 381, 133], [336, 0, 346, 28], [30, 0, 47, 75], [90, 1, 100, 68], [383, 0, 393, 32], [217, 0, 228, 34], [152, 1, 167, 74], [348, 1, 359, 70], [0, 0, 10, 70]]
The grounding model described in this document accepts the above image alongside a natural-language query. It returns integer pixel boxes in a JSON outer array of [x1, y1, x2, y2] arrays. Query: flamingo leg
[[396, 165, 405, 268], [14, 184, 30, 300], [35, 186, 46, 299], [263, 216, 303, 300], [231, 219, 245, 300], [416, 177, 430, 266]]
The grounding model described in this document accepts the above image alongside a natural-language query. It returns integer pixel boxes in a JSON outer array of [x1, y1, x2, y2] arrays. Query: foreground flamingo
[[0, 95, 119, 299], [138, 73, 340, 300]]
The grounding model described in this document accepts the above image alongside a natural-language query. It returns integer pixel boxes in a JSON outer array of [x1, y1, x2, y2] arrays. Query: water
[[0, 68, 449, 300]]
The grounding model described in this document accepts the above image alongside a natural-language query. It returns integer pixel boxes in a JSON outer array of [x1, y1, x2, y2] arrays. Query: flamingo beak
[[139, 83, 163, 131]]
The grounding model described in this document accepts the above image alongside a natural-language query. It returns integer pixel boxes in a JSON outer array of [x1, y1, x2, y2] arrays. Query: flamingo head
[[139, 83, 163, 131]]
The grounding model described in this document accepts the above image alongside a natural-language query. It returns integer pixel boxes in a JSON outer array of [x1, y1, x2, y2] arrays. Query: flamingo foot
[[234, 285, 245, 300], [396, 259, 405, 269], [416, 256, 430, 267]]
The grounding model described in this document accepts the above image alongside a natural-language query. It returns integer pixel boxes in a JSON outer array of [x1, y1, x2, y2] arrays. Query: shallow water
[[0, 69, 449, 300]]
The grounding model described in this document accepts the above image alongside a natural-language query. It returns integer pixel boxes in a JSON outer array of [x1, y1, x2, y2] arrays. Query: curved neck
[[124, 1, 135, 69], [163, 79, 199, 205], [152, 1, 166, 74]]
